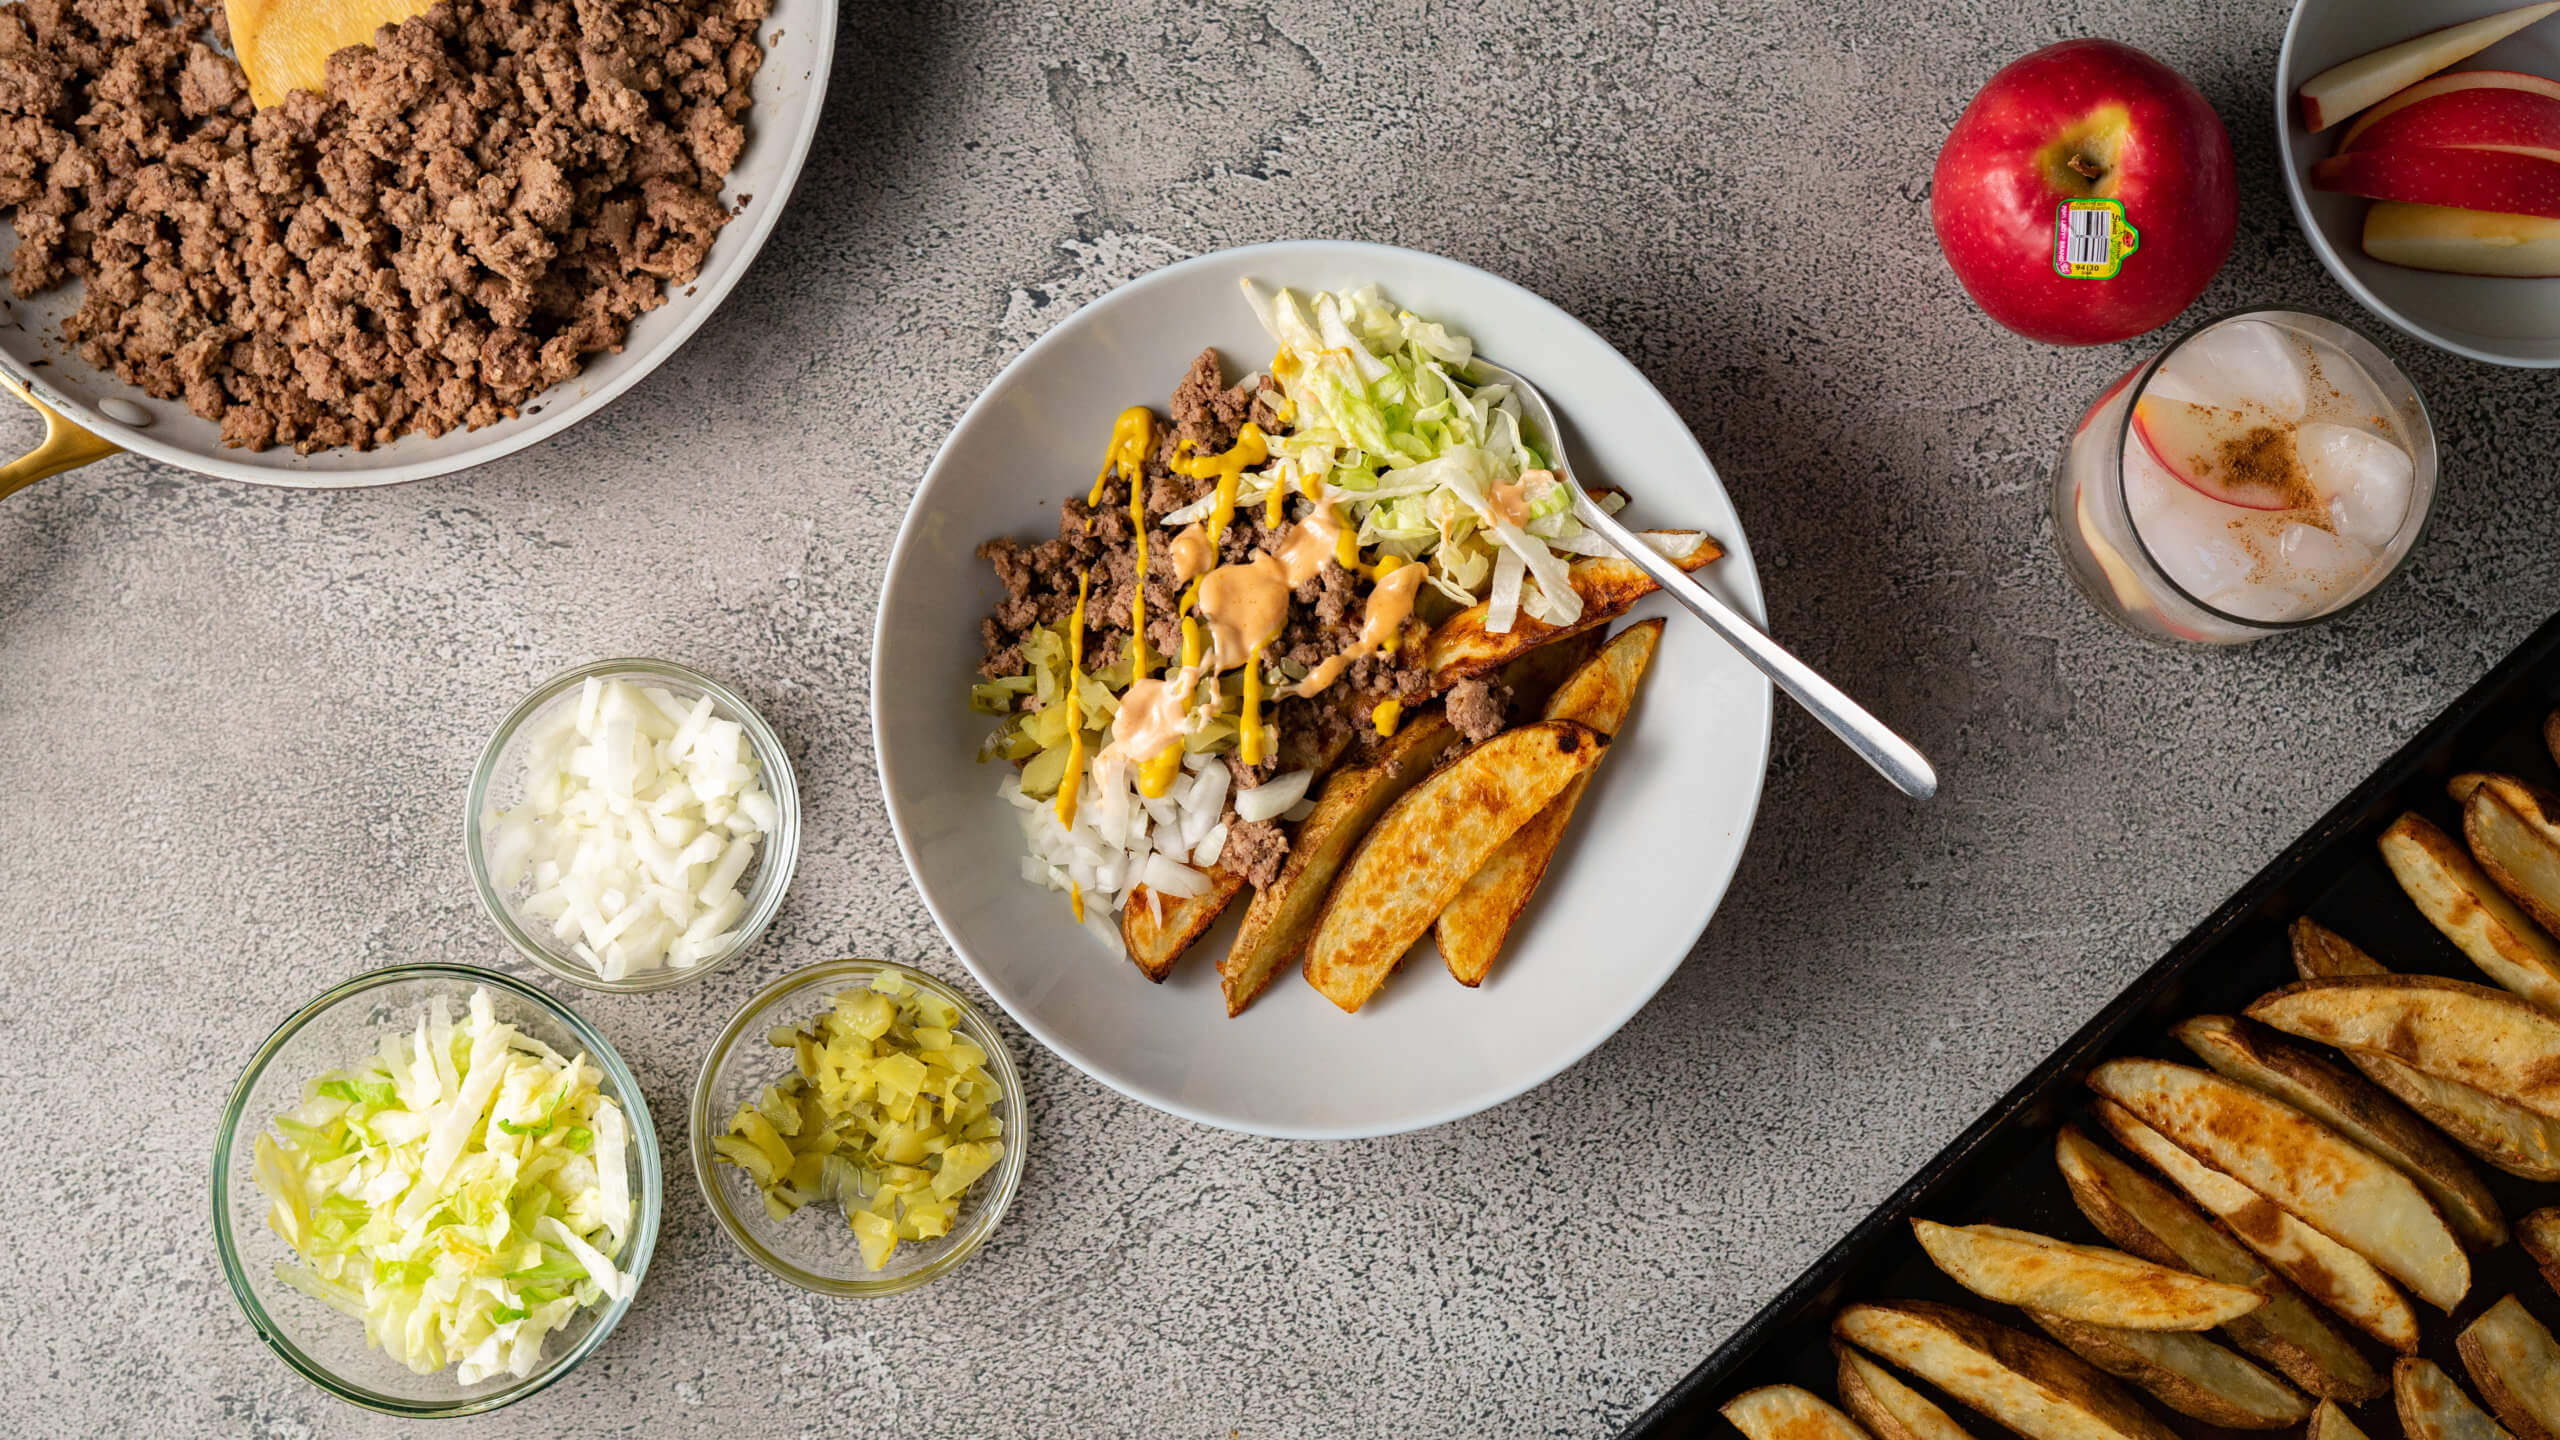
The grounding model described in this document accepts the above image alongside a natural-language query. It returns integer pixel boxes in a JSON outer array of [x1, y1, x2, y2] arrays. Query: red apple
[[2341, 86, 2560, 155], [2340, 69, 2560, 149], [2312, 145, 2560, 217], [2131, 396, 2297, 510], [1932, 40, 2236, 346]]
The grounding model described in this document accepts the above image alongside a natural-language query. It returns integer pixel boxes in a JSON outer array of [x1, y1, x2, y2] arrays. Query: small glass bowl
[[212, 964, 663, 1418], [466, 657, 802, 993], [690, 958, 1028, 1296]]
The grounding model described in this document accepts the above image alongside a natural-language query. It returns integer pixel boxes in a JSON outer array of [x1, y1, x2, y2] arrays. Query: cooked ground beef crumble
[[0, 0, 765, 451]]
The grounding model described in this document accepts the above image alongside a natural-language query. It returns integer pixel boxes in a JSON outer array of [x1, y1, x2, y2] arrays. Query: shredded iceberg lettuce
[[1240, 278, 1592, 631], [252, 988, 635, 1384]]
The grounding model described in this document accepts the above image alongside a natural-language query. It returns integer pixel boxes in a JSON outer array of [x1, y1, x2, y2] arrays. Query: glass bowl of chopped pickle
[[212, 964, 663, 1417], [466, 657, 803, 994], [689, 958, 1028, 1296]]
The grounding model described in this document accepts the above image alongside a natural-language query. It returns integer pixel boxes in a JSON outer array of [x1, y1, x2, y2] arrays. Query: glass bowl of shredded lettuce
[[689, 958, 1027, 1296], [213, 964, 662, 1417]]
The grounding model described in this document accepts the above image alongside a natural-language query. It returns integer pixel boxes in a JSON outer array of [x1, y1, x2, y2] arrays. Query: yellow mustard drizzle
[[1240, 642, 1267, 767], [1090, 406, 1152, 507], [1136, 618, 1204, 798], [1174, 423, 1266, 544], [1055, 571, 1091, 832], [1069, 879, 1084, 923], [1372, 699, 1402, 737]]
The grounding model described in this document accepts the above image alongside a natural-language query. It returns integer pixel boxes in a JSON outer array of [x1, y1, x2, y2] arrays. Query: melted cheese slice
[[227, 0, 438, 107]]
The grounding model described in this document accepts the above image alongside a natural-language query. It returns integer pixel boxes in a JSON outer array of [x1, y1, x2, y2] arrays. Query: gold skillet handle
[[0, 371, 121, 501]]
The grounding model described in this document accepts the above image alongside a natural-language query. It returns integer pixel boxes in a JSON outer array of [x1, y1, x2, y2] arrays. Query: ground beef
[[1169, 346, 1266, 452], [0, 0, 766, 452], [1219, 817, 1288, 889], [1445, 678, 1512, 742]]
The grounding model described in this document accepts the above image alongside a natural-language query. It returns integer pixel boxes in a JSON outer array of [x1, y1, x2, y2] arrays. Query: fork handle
[[1572, 495, 1939, 800]]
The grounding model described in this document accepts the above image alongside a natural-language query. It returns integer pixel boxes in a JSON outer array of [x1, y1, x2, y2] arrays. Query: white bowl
[[871, 241, 1774, 1139], [2279, 0, 2560, 366]]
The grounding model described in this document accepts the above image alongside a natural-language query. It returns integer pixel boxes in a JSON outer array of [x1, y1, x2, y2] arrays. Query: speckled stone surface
[[4, 0, 2556, 1434]]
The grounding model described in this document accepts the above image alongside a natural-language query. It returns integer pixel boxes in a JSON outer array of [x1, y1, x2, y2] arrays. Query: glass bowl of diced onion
[[211, 964, 663, 1417], [689, 958, 1028, 1296], [465, 658, 802, 994]]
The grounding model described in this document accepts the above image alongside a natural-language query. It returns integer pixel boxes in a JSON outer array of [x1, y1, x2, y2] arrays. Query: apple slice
[[2313, 146, 2560, 218], [2132, 397, 2301, 510], [2343, 70, 2560, 150], [2343, 87, 2560, 156], [2365, 200, 2560, 275], [2299, 4, 2560, 131]]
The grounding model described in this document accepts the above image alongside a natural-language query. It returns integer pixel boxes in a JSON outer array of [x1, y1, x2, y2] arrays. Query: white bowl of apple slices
[[2281, 0, 2560, 365]]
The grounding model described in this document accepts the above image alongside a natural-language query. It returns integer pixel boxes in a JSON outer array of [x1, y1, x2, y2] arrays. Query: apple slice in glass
[[2131, 396, 2298, 510]]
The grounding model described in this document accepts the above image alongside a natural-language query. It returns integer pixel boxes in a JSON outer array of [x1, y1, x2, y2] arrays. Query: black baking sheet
[[1625, 609, 2560, 1439]]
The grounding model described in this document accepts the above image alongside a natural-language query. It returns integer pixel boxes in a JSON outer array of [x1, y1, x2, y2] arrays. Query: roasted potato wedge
[[1833, 1300, 2178, 1440], [2292, 917, 2389, 980], [2247, 975, 2560, 1120], [1121, 868, 1248, 982], [2173, 1014, 2505, 1249], [2086, 1057, 2469, 1310], [1218, 712, 1460, 1015], [1437, 620, 1661, 986], [2281, 926, 2560, 1179], [2054, 1126, 2383, 1401], [1488, 628, 1606, 717], [2526, 1209, 2560, 1291], [2312, 1399, 2375, 1440], [2398, 1358, 2517, 1440], [2028, 1313, 2311, 1430], [1423, 530, 1719, 687], [1836, 1343, 1977, 1440], [1304, 721, 1608, 1012], [1721, 1385, 1875, 1440], [2466, 777, 2560, 965], [2459, 1295, 2560, 1440], [1911, 1220, 2260, 1330], [2092, 1099, 2420, 1352], [2383, 811, 2560, 1014]]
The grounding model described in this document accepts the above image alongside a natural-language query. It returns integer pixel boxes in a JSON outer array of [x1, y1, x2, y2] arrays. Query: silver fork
[[1471, 357, 1938, 800]]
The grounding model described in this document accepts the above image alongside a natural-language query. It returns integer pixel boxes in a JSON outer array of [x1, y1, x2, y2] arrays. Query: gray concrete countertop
[[4, 0, 2554, 1435]]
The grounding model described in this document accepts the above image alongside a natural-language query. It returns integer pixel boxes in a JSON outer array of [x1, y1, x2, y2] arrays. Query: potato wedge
[[1911, 1220, 2260, 1330], [2027, 1313, 2310, 1430], [2279, 928, 2560, 1179], [2399, 1357, 2517, 1440], [2467, 777, 2560, 962], [1488, 628, 1606, 717], [1721, 1385, 1875, 1440], [2247, 975, 2560, 1120], [1424, 531, 1719, 687], [2383, 811, 2560, 1014], [1832, 1301, 2177, 1440], [2054, 1126, 2383, 1401], [1218, 712, 1460, 1015], [1837, 1343, 1977, 1440], [1121, 868, 1248, 982], [1437, 620, 1662, 986], [2292, 917, 2390, 980], [2459, 1295, 2560, 1440], [2092, 1099, 2420, 1352], [2086, 1057, 2469, 1310], [2527, 1209, 2560, 1291], [1304, 721, 1608, 1012], [2173, 1014, 2505, 1249], [2312, 1399, 2375, 1440]]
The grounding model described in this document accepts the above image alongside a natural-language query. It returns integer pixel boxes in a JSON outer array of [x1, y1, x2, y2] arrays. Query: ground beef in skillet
[[0, 0, 767, 452]]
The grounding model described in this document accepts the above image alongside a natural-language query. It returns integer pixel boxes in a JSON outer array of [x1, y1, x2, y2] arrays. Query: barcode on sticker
[[2053, 199, 2137, 278], [2064, 207, 2111, 267]]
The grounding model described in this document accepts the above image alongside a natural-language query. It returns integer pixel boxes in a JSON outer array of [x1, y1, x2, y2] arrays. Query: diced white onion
[[1233, 768, 1312, 823], [482, 679, 772, 980], [1143, 854, 1210, 898]]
